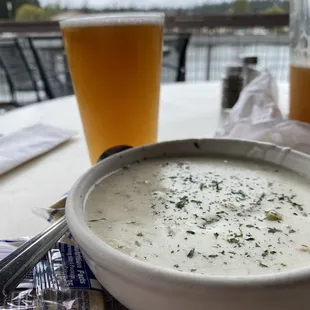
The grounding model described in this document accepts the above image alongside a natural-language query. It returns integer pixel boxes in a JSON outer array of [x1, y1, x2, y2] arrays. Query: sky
[[40, 0, 215, 9]]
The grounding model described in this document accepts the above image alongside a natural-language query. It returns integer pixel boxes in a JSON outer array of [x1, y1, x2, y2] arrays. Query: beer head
[[60, 12, 165, 29]]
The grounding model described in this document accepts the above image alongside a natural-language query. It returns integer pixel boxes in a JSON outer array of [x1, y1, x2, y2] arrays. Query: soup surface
[[85, 157, 310, 276]]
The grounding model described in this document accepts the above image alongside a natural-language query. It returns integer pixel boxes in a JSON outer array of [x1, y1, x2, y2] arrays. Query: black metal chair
[[0, 38, 44, 107], [0, 67, 19, 112], [26, 35, 73, 99], [162, 33, 191, 83]]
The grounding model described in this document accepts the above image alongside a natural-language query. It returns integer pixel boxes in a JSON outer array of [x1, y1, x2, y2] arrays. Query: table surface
[[0, 81, 289, 239]]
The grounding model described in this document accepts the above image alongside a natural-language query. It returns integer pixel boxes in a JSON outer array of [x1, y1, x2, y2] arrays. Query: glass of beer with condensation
[[290, 1, 310, 123], [60, 13, 164, 164]]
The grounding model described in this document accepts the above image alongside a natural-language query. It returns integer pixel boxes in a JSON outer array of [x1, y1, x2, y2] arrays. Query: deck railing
[[0, 13, 290, 109]]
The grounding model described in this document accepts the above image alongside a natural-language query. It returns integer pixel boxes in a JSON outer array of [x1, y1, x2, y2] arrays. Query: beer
[[61, 13, 164, 164], [290, 65, 310, 123], [289, 1, 310, 123]]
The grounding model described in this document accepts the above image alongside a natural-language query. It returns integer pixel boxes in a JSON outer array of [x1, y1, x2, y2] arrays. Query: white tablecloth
[[0, 82, 289, 238]]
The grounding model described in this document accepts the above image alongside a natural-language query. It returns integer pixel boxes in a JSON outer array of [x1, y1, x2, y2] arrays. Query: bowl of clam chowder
[[66, 139, 310, 310]]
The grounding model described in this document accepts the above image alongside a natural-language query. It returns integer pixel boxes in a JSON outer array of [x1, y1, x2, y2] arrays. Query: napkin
[[0, 123, 75, 176], [215, 71, 310, 155]]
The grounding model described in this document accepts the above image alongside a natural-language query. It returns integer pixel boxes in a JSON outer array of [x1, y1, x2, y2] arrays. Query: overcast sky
[[40, 0, 214, 9]]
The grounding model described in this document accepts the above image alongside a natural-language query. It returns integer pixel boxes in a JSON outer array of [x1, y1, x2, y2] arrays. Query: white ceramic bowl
[[66, 139, 310, 310]]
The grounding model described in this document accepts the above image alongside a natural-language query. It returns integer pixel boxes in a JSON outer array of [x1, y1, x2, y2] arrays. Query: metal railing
[[187, 33, 289, 82], [0, 13, 290, 109]]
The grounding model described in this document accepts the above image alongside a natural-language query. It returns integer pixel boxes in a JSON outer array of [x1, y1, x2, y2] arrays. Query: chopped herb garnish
[[190, 268, 197, 272], [173, 264, 179, 268], [210, 180, 223, 192], [226, 237, 241, 247], [88, 217, 107, 223], [136, 232, 144, 237], [175, 196, 189, 209], [231, 190, 247, 199], [201, 216, 220, 225], [191, 200, 202, 205], [268, 227, 282, 234], [214, 232, 219, 239], [262, 250, 269, 257], [187, 248, 195, 258], [289, 229, 296, 234], [256, 193, 266, 206], [186, 230, 195, 235], [126, 220, 136, 224], [259, 262, 268, 268], [199, 183, 206, 191], [209, 254, 218, 258], [135, 241, 141, 247], [270, 251, 277, 255]]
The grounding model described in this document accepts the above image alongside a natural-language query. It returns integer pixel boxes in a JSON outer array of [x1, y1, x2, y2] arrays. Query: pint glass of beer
[[290, 1, 310, 123], [60, 13, 164, 164]]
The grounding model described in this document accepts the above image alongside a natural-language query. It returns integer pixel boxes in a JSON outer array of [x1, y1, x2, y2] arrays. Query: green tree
[[232, 0, 249, 14], [15, 4, 46, 21], [264, 5, 285, 14], [43, 3, 63, 19], [264, 5, 286, 33], [11, 0, 40, 18]]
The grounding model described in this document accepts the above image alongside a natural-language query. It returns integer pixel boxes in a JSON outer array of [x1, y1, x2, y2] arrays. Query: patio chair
[[0, 65, 17, 111], [162, 33, 191, 83], [26, 35, 73, 99], [0, 38, 44, 106]]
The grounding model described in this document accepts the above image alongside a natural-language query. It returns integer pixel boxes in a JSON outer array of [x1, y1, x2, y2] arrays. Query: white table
[[0, 82, 289, 239]]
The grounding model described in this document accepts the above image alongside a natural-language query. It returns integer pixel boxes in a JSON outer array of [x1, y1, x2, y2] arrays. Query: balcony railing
[[0, 13, 290, 110]]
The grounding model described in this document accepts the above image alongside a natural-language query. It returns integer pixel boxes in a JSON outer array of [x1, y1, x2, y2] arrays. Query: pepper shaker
[[221, 65, 244, 110]]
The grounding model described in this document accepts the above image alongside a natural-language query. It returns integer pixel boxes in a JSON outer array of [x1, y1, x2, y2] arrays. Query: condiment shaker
[[221, 65, 243, 110]]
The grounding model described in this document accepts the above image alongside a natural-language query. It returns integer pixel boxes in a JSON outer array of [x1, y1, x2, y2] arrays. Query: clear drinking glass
[[290, 0, 310, 123], [60, 13, 164, 164]]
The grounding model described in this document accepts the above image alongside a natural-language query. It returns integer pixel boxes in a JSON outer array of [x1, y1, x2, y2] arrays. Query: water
[[186, 44, 289, 82]]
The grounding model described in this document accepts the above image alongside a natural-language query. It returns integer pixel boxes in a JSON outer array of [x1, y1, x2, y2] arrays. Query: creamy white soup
[[85, 157, 310, 276]]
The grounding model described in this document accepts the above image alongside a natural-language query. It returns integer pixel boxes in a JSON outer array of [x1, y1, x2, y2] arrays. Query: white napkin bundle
[[0, 124, 75, 176], [215, 71, 310, 155]]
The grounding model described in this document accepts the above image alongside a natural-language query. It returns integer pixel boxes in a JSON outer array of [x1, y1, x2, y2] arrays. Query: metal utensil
[[0, 214, 68, 305], [0, 145, 132, 305]]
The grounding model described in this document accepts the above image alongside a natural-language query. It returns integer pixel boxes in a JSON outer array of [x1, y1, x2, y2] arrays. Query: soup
[[85, 157, 310, 276]]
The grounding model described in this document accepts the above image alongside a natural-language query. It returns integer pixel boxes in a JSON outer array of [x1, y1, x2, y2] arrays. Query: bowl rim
[[66, 138, 310, 288]]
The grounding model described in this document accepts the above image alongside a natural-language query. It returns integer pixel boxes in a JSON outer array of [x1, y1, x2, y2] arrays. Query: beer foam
[[60, 12, 164, 29]]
